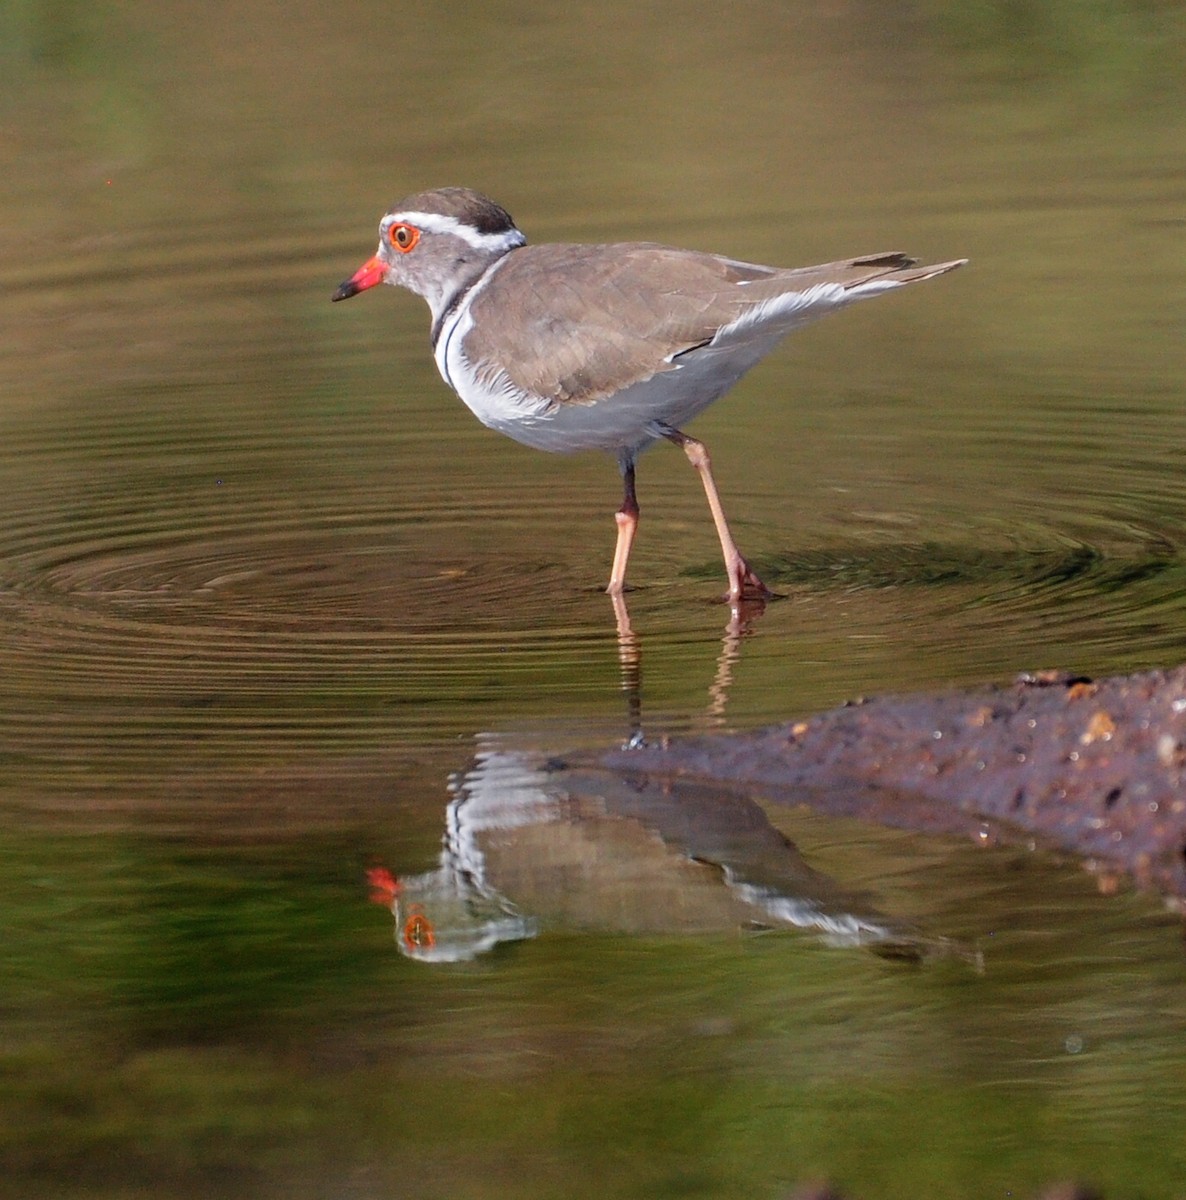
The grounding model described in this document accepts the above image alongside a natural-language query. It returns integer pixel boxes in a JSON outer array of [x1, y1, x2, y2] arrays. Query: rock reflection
[[370, 744, 969, 965]]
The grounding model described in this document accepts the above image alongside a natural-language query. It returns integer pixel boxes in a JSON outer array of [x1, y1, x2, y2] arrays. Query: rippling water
[[3, 2, 1186, 1196]]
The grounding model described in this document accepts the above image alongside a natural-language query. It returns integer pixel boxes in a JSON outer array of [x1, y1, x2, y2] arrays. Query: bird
[[332, 187, 965, 602]]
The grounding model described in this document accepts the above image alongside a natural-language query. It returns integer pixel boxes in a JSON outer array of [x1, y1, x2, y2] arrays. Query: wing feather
[[462, 244, 964, 406]]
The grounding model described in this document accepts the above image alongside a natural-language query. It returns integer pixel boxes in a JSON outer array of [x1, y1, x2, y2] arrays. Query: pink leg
[[658, 425, 772, 603], [607, 458, 639, 595]]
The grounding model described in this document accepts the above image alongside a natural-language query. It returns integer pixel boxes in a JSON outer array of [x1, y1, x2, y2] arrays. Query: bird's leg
[[657, 424, 773, 603], [607, 452, 639, 595]]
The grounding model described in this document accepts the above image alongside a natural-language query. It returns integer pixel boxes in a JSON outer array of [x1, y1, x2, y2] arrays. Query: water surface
[[3, 2, 1186, 1196]]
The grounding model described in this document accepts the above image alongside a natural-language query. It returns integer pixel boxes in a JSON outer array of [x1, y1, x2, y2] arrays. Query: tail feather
[[720, 254, 966, 341], [774, 252, 967, 293], [867, 257, 968, 288]]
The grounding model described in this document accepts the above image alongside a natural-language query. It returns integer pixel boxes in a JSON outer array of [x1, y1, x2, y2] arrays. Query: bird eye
[[388, 223, 420, 252]]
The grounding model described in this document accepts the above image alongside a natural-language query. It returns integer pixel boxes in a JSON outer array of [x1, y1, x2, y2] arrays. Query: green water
[[2, 2, 1186, 1196]]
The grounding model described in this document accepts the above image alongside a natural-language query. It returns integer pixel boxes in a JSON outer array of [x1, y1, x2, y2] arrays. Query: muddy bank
[[597, 666, 1186, 900], [783, 1186, 1099, 1200]]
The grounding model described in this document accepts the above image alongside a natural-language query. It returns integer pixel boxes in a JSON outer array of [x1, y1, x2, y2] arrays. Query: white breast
[[440, 328, 779, 455]]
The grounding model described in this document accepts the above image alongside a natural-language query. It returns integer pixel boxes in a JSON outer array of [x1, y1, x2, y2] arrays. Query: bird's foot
[[726, 564, 778, 605]]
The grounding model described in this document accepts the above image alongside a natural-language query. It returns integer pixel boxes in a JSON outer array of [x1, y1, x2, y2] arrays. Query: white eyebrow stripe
[[383, 211, 527, 253]]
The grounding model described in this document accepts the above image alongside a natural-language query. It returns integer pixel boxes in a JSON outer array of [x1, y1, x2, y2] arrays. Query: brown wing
[[462, 244, 965, 406], [462, 243, 767, 406]]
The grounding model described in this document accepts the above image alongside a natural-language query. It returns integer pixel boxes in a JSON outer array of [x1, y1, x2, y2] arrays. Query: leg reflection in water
[[609, 588, 767, 749]]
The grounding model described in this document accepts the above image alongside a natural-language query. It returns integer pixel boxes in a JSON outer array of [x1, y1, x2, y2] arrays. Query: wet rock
[[774, 1186, 1102, 1200], [599, 665, 1186, 901]]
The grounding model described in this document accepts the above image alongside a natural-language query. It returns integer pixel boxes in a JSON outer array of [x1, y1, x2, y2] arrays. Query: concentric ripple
[[0, 410, 636, 782], [6, 416, 1186, 786]]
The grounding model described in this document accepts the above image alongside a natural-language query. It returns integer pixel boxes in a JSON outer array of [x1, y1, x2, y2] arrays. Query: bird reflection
[[368, 593, 976, 967], [369, 749, 972, 966]]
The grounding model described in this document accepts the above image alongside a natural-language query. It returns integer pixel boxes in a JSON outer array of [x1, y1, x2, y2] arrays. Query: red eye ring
[[403, 909, 435, 950], [388, 222, 420, 253]]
